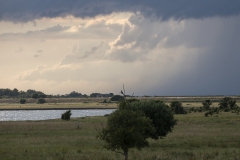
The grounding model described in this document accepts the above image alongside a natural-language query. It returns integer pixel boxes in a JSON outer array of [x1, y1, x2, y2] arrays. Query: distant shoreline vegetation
[[1, 88, 240, 99], [0, 88, 115, 99]]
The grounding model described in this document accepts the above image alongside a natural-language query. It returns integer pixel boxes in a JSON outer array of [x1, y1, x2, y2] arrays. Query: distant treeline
[[0, 88, 114, 98]]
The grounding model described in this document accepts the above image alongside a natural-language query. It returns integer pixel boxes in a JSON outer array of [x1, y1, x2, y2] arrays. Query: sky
[[0, 0, 240, 96]]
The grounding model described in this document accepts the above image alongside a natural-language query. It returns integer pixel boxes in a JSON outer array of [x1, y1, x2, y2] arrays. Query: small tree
[[110, 95, 124, 101], [170, 101, 186, 114], [123, 100, 177, 138], [202, 100, 212, 110], [98, 109, 157, 160], [219, 97, 238, 112], [61, 110, 72, 121], [20, 98, 26, 104], [32, 93, 38, 99], [37, 98, 46, 104]]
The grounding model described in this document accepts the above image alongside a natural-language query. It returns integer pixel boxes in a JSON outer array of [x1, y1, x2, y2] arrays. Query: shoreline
[[0, 107, 117, 111]]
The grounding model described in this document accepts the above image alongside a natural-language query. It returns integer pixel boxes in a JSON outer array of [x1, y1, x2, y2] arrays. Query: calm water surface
[[0, 109, 115, 121]]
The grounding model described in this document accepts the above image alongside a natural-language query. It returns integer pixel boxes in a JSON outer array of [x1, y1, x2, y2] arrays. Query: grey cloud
[[0, 25, 71, 40], [37, 50, 43, 53], [1, 0, 240, 22], [82, 42, 103, 58], [107, 14, 173, 62], [147, 52, 240, 96], [61, 42, 104, 65], [0, 22, 121, 40]]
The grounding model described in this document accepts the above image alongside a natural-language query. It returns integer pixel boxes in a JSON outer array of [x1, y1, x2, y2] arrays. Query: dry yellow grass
[[0, 102, 118, 110]]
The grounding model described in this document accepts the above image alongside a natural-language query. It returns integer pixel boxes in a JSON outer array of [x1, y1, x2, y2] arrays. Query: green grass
[[0, 112, 240, 160]]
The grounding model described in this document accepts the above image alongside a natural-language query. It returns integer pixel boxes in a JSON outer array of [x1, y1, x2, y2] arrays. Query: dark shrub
[[20, 98, 26, 104], [218, 97, 238, 111], [202, 100, 212, 110], [32, 93, 38, 99], [61, 110, 72, 121], [37, 98, 46, 104], [170, 101, 186, 114], [119, 100, 177, 138], [110, 95, 124, 101]]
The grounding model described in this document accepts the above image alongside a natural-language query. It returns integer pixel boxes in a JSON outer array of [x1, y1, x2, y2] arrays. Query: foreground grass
[[0, 112, 240, 160]]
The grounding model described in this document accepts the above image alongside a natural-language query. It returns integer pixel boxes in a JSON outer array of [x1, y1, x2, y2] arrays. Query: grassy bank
[[1, 96, 240, 110], [0, 112, 240, 160], [0, 102, 118, 110]]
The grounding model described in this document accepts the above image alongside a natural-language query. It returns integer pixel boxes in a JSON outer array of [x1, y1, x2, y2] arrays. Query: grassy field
[[0, 96, 240, 110], [0, 102, 118, 110], [0, 98, 118, 110], [0, 112, 240, 160]]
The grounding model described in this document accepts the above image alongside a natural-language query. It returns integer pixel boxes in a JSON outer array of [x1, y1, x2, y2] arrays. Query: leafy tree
[[32, 93, 38, 99], [98, 109, 157, 160], [0, 88, 19, 97], [219, 97, 238, 112], [122, 100, 177, 138], [19, 90, 27, 98], [69, 91, 82, 97], [38, 94, 47, 98], [202, 100, 212, 110], [110, 95, 124, 101], [20, 99, 26, 104], [37, 98, 46, 104], [170, 101, 186, 114], [61, 110, 72, 121], [90, 93, 100, 97], [13, 88, 19, 97], [82, 94, 88, 98]]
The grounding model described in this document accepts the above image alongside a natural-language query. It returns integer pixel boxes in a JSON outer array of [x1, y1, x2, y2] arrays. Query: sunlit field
[[0, 96, 239, 110], [0, 111, 240, 160]]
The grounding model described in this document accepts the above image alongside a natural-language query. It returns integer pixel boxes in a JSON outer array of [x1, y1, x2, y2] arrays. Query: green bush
[[20, 98, 26, 104], [119, 100, 177, 138], [202, 100, 212, 110], [219, 97, 238, 111], [170, 101, 186, 114], [98, 109, 157, 160], [61, 110, 72, 121], [37, 98, 46, 104], [110, 95, 124, 101]]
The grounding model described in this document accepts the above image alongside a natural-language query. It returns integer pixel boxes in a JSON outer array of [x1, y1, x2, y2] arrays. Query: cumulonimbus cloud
[[1, 0, 240, 22]]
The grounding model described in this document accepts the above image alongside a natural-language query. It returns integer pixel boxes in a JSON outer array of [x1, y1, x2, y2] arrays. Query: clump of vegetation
[[125, 100, 177, 137], [204, 97, 239, 117], [205, 107, 220, 117], [98, 100, 177, 160], [110, 95, 124, 101], [202, 100, 212, 110], [37, 98, 46, 104], [19, 98, 26, 104], [98, 109, 157, 160], [170, 101, 186, 114], [219, 97, 238, 112], [32, 93, 47, 99], [61, 110, 72, 121]]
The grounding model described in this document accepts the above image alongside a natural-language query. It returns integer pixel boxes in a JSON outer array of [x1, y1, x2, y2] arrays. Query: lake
[[0, 109, 115, 121]]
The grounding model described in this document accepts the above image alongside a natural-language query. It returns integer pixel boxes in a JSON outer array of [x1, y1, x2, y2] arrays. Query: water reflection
[[0, 109, 115, 121]]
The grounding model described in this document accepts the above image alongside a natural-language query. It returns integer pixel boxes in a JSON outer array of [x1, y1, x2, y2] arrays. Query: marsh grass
[[0, 113, 240, 159], [0, 102, 118, 110], [0, 97, 239, 110]]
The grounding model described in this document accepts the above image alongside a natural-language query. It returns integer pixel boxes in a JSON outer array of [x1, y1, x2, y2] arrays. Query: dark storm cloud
[[1, 0, 240, 22]]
